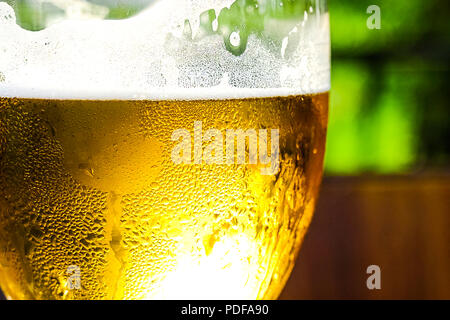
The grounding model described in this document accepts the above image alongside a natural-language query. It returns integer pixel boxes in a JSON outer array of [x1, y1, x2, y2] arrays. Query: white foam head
[[0, 0, 330, 100]]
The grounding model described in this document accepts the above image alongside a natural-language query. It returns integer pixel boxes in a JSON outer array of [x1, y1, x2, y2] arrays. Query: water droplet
[[212, 18, 218, 32], [229, 31, 240, 47], [281, 37, 289, 58]]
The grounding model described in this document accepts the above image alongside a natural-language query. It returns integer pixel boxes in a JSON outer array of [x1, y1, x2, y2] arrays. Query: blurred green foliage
[[326, 0, 449, 174], [2, 0, 449, 174]]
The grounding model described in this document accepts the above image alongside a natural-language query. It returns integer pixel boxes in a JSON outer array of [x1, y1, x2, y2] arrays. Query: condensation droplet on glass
[[183, 19, 192, 39], [229, 31, 240, 47], [281, 37, 289, 58], [212, 18, 218, 32]]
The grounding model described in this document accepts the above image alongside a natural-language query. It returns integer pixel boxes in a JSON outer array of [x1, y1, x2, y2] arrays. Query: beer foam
[[0, 1, 330, 100]]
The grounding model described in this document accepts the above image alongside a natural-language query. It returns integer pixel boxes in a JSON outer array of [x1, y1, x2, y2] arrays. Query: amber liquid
[[0, 93, 328, 299]]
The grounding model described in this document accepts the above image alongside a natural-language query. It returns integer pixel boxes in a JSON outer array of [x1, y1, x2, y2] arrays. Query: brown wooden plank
[[280, 175, 450, 300]]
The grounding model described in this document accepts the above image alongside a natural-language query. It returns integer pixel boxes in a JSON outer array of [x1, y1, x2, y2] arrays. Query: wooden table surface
[[280, 174, 450, 300], [1, 174, 448, 300]]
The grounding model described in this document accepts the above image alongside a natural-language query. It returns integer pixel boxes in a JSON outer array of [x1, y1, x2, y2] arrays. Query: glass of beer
[[0, 0, 329, 299]]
